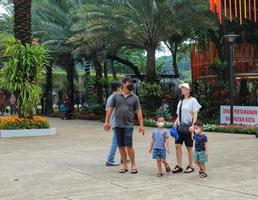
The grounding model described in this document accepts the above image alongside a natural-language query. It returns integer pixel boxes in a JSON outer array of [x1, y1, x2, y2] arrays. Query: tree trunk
[[92, 56, 103, 104], [103, 60, 109, 99], [110, 59, 117, 80], [108, 56, 142, 80], [65, 55, 75, 111], [172, 42, 179, 78], [45, 64, 53, 114], [13, 0, 32, 44], [208, 28, 226, 63], [146, 46, 156, 83]]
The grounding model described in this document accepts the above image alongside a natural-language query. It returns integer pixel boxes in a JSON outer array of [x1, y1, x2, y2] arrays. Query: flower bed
[[144, 118, 256, 135], [0, 116, 50, 130], [204, 124, 256, 135]]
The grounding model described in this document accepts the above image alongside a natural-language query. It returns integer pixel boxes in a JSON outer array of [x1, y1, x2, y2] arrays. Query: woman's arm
[[192, 112, 198, 125], [175, 116, 179, 127]]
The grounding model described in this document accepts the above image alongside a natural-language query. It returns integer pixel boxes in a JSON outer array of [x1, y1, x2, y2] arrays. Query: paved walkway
[[0, 118, 257, 200]]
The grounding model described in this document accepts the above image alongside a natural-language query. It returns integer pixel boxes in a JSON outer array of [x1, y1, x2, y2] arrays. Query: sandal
[[131, 169, 138, 174], [157, 173, 164, 177], [119, 169, 128, 173], [200, 172, 208, 178], [172, 165, 183, 173], [184, 166, 195, 173], [164, 162, 171, 173]]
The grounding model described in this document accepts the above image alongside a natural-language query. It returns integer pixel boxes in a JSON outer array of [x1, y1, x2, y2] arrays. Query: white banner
[[220, 105, 258, 125]]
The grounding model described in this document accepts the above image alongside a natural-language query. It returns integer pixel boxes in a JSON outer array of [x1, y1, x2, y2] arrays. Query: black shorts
[[175, 131, 193, 147], [114, 127, 134, 147]]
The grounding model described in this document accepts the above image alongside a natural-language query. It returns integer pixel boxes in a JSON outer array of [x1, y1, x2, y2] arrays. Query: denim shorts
[[152, 148, 166, 160], [194, 151, 208, 163], [114, 127, 134, 147]]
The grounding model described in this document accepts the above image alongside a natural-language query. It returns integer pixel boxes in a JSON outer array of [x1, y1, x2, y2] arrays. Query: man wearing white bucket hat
[[172, 83, 201, 174]]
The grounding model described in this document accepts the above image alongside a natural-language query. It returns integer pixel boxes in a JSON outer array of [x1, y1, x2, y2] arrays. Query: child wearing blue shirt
[[149, 117, 171, 177], [193, 121, 208, 178]]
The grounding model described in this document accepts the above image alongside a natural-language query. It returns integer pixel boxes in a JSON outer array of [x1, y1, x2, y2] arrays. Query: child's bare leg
[[199, 163, 206, 173], [156, 159, 162, 174], [195, 161, 202, 171], [161, 160, 167, 166]]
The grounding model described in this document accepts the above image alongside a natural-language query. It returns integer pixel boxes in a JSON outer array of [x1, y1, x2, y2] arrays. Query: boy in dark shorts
[[193, 121, 208, 178], [149, 117, 171, 177]]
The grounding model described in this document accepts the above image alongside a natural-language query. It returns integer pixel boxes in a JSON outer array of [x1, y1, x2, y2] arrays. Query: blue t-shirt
[[194, 134, 208, 152], [152, 129, 169, 149]]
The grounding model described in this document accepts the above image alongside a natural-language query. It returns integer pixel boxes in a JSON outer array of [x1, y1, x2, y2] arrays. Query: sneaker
[[106, 161, 120, 167]]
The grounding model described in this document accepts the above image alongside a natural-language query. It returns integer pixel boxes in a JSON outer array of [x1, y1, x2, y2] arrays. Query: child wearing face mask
[[192, 121, 208, 178], [149, 117, 171, 177]]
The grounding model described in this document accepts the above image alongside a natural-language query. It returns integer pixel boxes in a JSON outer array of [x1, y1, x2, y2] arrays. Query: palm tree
[[32, 0, 86, 112], [13, 0, 32, 44], [164, 0, 211, 78], [83, 0, 174, 83], [0, 4, 13, 34]]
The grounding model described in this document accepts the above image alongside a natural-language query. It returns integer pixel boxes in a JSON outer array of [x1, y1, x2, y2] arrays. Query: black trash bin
[[256, 127, 258, 138]]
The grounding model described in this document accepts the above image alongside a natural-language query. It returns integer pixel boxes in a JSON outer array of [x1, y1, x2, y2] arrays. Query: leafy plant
[[155, 105, 172, 120], [0, 34, 49, 118], [139, 82, 162, 110]]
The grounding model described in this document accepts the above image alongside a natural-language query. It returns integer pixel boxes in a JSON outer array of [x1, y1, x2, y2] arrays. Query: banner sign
[[220, 105, 258, 125]]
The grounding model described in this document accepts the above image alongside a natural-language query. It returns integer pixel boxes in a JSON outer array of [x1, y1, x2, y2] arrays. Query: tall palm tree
[[164, 0, 211, 77], [33, 0, 86, 112], [83, 0, 174, 83], [13, 0, 32, 44]]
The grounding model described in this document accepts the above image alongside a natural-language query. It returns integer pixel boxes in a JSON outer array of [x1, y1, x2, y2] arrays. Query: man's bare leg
[[126, 147, 136, 169], [119, 147, 128, 170]]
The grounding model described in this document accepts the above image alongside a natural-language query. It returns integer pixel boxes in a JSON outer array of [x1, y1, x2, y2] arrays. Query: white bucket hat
[[179, 83, 191, 90]]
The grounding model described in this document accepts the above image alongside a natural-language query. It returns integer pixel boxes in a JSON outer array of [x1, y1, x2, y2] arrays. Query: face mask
[[127, 84, 134, 91], [157, 122, 165, 128], [194, 129, 201, 134]]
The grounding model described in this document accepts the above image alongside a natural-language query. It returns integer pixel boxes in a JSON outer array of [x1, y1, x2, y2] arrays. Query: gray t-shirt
[[106, 95, 116, 128], [152, 129, 169, 149], [176, 97, 201, 124], [110, 93, 141, 128]]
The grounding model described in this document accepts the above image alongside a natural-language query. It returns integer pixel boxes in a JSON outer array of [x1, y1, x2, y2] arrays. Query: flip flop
[[131, 169, 138, 174], [157, 173, 164, 177], [172, 165, 183, 173], [200, 172, 208, 178], [119, 169, 128, 173], [184, 166, 195, 173]]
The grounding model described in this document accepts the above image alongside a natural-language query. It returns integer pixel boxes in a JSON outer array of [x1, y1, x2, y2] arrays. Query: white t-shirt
[[176, 97, 201, 125]]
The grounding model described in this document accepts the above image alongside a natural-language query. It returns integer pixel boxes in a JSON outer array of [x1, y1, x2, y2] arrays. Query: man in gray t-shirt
[[104, 78, 144, 174], [105, 82, 122, 167]]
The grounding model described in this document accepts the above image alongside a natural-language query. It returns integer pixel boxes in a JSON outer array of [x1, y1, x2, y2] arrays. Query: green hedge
[[144, 118, 256, 135]]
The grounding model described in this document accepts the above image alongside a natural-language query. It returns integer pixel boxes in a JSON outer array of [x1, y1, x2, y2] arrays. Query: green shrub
[[143, 118, 174, 128], [139, 83, 162, 111], [155, 105, 172, 120], [0, 34, 48, 118]]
